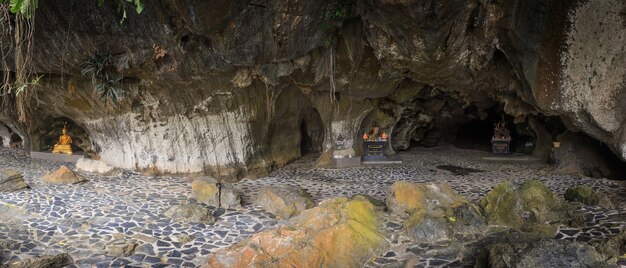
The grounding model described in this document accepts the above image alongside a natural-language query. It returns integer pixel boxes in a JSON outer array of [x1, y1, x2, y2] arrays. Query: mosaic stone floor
[[0, 146, 624, 267]]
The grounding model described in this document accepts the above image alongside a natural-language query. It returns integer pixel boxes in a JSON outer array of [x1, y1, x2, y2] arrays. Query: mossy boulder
[[480, 180, 580, 235], [404, 200, 486, 242], [206, 197, 389, 267], [564, 185, 614, 208], [351, 194, 386, 209], [388, 181, 487, 242], [254, 186, 316, 219], [387, 180, 466, 217]]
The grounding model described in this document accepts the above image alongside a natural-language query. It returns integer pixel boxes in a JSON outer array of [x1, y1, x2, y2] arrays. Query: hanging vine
[[321, 0, 355, 106], [0, 0, 144, 124]]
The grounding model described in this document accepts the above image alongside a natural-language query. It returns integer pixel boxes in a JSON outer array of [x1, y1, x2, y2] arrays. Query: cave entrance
[[299, 108, 324, 156], [452, 105, 536, 154], [37, 118, 91, 155], [10, 133, 23, 148]]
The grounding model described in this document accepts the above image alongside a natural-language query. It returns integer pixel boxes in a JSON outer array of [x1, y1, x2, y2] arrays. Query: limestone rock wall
[[556, 0, 626, 159], [0, 0, 624, 179]]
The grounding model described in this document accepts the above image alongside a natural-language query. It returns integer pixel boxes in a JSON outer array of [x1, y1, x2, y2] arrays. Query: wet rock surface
[[0, 146, 624, 267]]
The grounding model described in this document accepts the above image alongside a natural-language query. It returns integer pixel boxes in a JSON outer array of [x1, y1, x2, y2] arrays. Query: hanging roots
[[0, 1, 37, 123]]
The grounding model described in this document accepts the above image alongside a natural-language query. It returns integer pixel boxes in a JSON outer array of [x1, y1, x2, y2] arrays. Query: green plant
[[98, 0, 144, 24], [81, 52, 125, 103], [0, 0, 144, 123]]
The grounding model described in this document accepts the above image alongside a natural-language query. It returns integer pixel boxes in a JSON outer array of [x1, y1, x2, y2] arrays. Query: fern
[[81, 52, 125, 103]]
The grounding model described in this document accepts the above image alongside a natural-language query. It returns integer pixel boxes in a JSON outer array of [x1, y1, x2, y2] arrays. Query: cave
[[0, 1, 624, 267], [33, 117, 92, 155], [9, 133, 22, 148], [449, 105, 536, 154], [299, 108, 324, 155]]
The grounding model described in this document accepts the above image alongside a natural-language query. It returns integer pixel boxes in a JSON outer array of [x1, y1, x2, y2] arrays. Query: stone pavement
[[0, 146, 624, 267]]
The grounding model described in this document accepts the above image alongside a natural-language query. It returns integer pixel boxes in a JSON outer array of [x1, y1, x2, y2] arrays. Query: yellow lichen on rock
[[205, 197, 388, 268]]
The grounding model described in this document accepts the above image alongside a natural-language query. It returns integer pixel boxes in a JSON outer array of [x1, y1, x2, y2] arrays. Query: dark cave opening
[[10, 133, 23, 147], [451, 105, 536, 154], [299, 109, 324, 156], [37, 117, 91, 154]]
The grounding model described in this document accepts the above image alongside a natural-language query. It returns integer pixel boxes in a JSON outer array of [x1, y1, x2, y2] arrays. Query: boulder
[[564, 185, 614, 208], [8, 253, 74, 268], [387, 180, 466, 217], [191, 177, 241, 209], [42, 166, 86, 184], [404, 198, 486, 243], [206, 197, 389, 267], [480, 180, 580, 235], [476, 240, 606, 268], [164, 203, 215, 224], [76, 158, 120, 176], [595, 230, 626, 265], [351, 194, 386, 209], [254, 186, 316, 219], [387, 181, 486, 242], [0, 169, 29, 192]]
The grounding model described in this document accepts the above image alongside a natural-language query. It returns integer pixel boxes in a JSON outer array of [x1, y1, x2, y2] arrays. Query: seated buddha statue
[[52, 125, 73, 155]]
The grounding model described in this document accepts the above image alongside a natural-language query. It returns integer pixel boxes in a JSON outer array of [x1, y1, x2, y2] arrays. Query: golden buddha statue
[[52, 124, 73, 155]]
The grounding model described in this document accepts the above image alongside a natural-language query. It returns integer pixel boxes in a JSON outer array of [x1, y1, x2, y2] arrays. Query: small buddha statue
[[369, 126, 380, 141], [52, 124, 73, 155]]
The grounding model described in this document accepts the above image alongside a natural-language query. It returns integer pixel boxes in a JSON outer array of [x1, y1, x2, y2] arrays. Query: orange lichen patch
[[390, 181, 427, 212], [205, 197, 388, 268]]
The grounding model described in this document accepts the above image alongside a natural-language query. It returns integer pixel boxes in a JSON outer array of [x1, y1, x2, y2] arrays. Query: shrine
[[491, 120, 512, 154], [362, 124, 390, 162]]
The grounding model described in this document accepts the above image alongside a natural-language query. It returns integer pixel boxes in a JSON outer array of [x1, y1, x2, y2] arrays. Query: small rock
[[0, 169, 29, 192], [76, 158, 120, 176], [191, 176, 241, 209], [171, 234, 195, 244], [8, 253, 74, 268], [564, 185, 614, 209], [105, 240, 138, 257], [219, 182, 242, 209], [254, 186, 316, 219], [42, 166, 86, 184], [191, 177, 220, 207], [164, 203, 215, 224]]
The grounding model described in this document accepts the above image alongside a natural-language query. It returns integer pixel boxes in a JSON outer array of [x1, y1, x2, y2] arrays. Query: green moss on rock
[[480, 180, 577, 234], [564, 185, 613, 208]]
